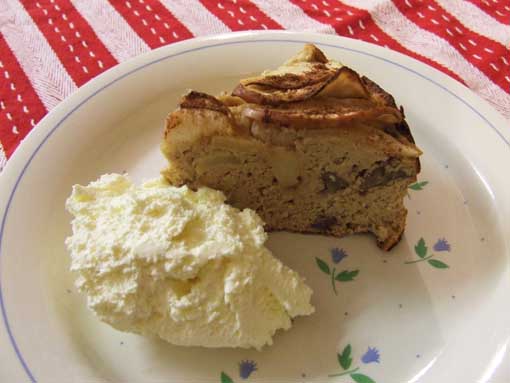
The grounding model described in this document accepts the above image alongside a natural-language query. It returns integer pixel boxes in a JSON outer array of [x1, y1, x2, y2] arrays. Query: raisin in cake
[[161, 44, 422, 250]]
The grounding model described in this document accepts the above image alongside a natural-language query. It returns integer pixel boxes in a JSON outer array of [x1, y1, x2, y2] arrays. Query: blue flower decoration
[[239, 360, 257, 379], [433, 238, 451, 252], [331, 248, 348, 264], [361, 347, 380, 364]]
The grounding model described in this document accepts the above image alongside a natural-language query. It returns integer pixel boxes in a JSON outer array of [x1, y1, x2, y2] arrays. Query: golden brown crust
[[243, 64, 334, 90], [171, 71, 418, 154], [301, 43, 329, 63], [359, 76, 421, 173], [231, 44, 370, 105], [232, 64, 337, 105], [378, 223, 405, 251], [180, 91, 231, 115], [242, 100, 402, 127], [361, 76, 397, 108], [233, 66, 373, 105]]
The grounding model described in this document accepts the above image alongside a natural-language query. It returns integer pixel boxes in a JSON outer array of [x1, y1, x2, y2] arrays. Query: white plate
[[1, 31, 509, 383]]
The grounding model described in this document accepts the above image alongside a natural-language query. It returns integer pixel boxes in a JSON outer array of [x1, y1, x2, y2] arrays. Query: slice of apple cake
[[161, 44, 422, 250]]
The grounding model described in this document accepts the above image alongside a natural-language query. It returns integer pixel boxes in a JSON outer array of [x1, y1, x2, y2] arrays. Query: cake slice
[[161, 44, 422, 250]]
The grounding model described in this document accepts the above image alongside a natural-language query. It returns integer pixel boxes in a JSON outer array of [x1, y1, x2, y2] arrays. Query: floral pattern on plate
[[329, 344, 379, 382], [405, 238, 452, 269], [316, 248, 359, 295], [221, 360, 257, 382]]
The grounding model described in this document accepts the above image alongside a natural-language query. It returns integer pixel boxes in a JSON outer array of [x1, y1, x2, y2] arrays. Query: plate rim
[[0, 30, 509, 382]]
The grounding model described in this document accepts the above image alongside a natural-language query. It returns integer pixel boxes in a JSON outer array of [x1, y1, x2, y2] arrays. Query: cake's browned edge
[[164, 90, 232, 140], [360, 76, 421, 174], [169, 75, 421, 173], [361, 76, 413, 143], [179, 90, 231, 115], [232, 65, 358, 105], [362, 73, 420, 248], [265, 222, 406, 251]]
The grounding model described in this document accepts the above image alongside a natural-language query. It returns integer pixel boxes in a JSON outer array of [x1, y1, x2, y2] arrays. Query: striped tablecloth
[[0, 0, 509, 172]]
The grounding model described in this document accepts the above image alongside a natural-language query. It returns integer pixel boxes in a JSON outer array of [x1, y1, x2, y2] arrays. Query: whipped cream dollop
[[65, 174, 314, 349]]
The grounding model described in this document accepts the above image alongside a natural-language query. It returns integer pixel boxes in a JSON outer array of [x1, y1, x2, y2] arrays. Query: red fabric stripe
[[466, 0, 510, 25], [108, 0, 193, 49], [199, 0, 282, 31], [393, 0, 510, 93], [0, 35, 47, 158], [289, 0, 465, 85], [19, 0, 117, 87]]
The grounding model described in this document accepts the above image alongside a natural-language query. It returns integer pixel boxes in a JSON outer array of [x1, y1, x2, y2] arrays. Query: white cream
[[65, 174, 314, 349]]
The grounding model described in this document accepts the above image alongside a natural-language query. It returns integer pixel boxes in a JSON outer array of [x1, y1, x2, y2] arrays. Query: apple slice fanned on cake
[[161, 44, 421, 250]]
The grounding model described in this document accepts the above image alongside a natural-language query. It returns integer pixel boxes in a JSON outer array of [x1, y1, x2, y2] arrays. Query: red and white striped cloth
[[0, 0, 509, 171]]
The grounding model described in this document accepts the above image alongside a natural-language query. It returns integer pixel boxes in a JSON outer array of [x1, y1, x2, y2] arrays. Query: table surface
[[0, 0, 509, 171]]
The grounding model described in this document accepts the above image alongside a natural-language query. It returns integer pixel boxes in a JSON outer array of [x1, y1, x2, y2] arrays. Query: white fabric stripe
[[1, 0, 77, 111], [70, 0, 150, 62], [435, 0, 510, 47], [0, 142, 6, 172], [340, 0, 510, 119], [159, 0, 231, 36], [251, 0, 336, 33]]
